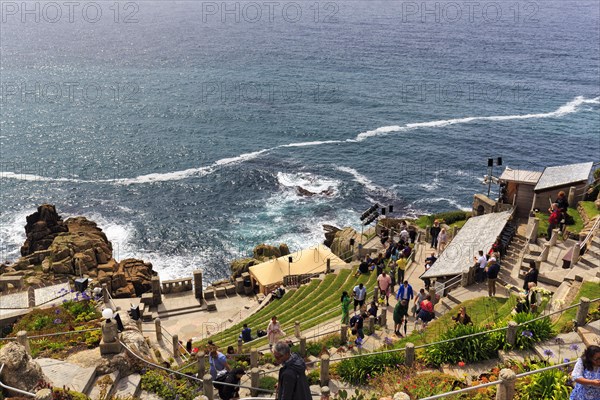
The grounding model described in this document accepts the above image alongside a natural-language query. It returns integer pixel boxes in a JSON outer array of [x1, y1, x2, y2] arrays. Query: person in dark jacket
[[522, 260, 539, 291], [273, 341, 312, 400], [214, 367, 245, 400], [485, 257, 500, 297]]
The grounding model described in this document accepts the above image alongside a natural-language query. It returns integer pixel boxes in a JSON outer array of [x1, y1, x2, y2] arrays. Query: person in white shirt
[[352, 283, 367, 311]]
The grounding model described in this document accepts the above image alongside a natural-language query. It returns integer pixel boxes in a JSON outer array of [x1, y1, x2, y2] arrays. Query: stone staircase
[[37, 357, 142, 399]]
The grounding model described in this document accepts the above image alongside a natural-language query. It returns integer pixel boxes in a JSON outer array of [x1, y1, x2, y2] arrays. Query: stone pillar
[[549, 229, 560, 246], [250, 368, 260, 397], [380, 306, 387, 328], [340, 325, 348, 343], [300, 337, 306, 357], [429, 286, 437, 305], [151, 276, 162, 305], [172, 334, 179, 358], [202, 374, 214, 400], [193, 270, 203, 300], [372, 287, 379, 303], [237, 338, 243, 354], [155, 318, 162, 342], [568, 186, 576, 208], [495, 368, 517, 400], [197, 352, 206, 378], [461, 272, 469, 287], [535, 259, 541, 270], [27, 286, 35, 308], [295, 321, 301, 338], [320, 354, 330, 386], [102, 283, 109, 303], [136, 319, 142, 333], [250, 348, 258, 368], [425, 226, 431, 243], [16, 331, 31, 355], [405, 343, 415, 367], [506, 321, 518, 347], [320, 386, 331, 399], [576, 297, 590, 327], [452, 226, 457, 239], [530, 218, 539, 243], [326, 258, 331, 274], [35, 389, 53, 400], [368, 315, 375, 333], [540, 243, 551, 262], [100, 319, 122, 355], [571, 243, 581, 265]]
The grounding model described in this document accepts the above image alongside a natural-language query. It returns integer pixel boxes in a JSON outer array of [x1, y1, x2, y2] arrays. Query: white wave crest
[[277, 171, 340, 195], [335, 166, 397, 198]]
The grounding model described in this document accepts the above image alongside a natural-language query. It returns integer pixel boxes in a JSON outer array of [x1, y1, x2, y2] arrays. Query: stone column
[[172, 334, 179, 358], [295, 321, 301, 338], [250, 348, 258, 368], [425, 226, 431, 243], [100, 319, 122, 355], [571, 243, 581, 265], [461, 272, 469, 287], [340, 325, 348, 343], [368, 315, 375, 333], [136, 319, 142, 333], [540, 243, 551, 262], [372, 287, 379, 303], [155, 318, 162, 342], [405, 343, 415, 367], [429, 287, 437, 305], [300, 337, 307, 357], [576, 297, 590, 327], [530, 218, 539, 243], [380, 306, 387, 328], [102, 283, 109, 303], [16, 331, 31, 355], [549, 229, 560, 246], [151, 276, 162, 305], [495, 368, 517, 400], [27, 286, 35, 308], [202, 374, 214, 400], [193, 270, 203, 300], [197, 352, 206, 377], [506, 321, 518, 347], [237, 338, 243, 354], [320, 355, 330, 386], [568, 186, 576, 208], [326, 258, 331, 274], [250, 368, 260, 397]]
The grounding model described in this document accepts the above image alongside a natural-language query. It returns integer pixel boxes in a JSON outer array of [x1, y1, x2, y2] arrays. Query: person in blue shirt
[[240, 324, 252, 342], [396, 280, 414, 303], [209, 347, 230, 380]]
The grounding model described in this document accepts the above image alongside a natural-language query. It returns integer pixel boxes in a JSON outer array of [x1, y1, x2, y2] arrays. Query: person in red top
[[416, 294, 434, 330], [548, 203, 562, 239]]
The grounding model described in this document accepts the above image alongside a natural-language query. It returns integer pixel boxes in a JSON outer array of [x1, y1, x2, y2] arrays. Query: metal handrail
[[160, 325, 192, 360], [418, 359, 576, 400], [0, 364, 36, 397], [580, 215, 600, 250]]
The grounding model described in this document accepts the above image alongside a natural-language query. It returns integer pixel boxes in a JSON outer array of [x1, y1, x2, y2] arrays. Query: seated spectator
[[367, 301, 378, 319], [451, 306, 473, 325], [240, 324, 252, 342]]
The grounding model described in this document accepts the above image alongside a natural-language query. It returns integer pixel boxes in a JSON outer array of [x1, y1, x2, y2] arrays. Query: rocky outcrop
[[323, 225, 341, 248], [328, 227, 360, 260], [20, 204, 68, 257], [0, 342, 48, 393], [230, 257, 259, 279], [229, 243, 291, 279], [4, 205, 155, 299]]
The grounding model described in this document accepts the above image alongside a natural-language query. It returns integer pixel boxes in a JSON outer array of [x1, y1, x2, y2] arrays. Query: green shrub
[[84, 330, 102, 348], [424, 324, 498, 366], [336, 389, 378, 400], [257, 376, 278, 394], [307, 369, 320, 385], [517, 366, 571, 399], [337, 351, 404, 385], [491, 313, 554, 351], [140, 369, 198, 400]]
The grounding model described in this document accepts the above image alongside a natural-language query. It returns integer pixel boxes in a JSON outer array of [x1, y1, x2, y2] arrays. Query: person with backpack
[[213, 367, 245, 400]]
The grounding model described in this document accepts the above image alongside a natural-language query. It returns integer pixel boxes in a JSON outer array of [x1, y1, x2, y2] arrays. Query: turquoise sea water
[[1, 1, 599, 280]]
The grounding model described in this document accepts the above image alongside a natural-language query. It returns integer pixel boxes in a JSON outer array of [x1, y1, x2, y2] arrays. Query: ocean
[[1, 0, 599, 282]]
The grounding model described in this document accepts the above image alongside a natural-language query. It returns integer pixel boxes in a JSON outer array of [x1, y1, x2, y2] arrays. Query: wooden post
[[340, 324, 348, 343], [372, 286, 379, 303], [576, 297, 590, 327], [326, 258, 331, 273], [16, 330, 30, 355], [568, 186, 576, 208], [102, 283, 109, 303], [250, 348, 258, 368], [155, 318, 162, 342], [300, 337, 307, 357], [202, 374, 214, 400], [237, 338, 243, 354], [405, 343, 415, 367], [295, 321, 301, 338], [425, 225, 431, 243], [320, 354, 330, 386], [172, 334, 179, 358], [495, 368, 517, 400], [250, 368, 260, 397], [506, 321, 518, 347], [380, 306, 387, 328], [197, 351, 206, 377]]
